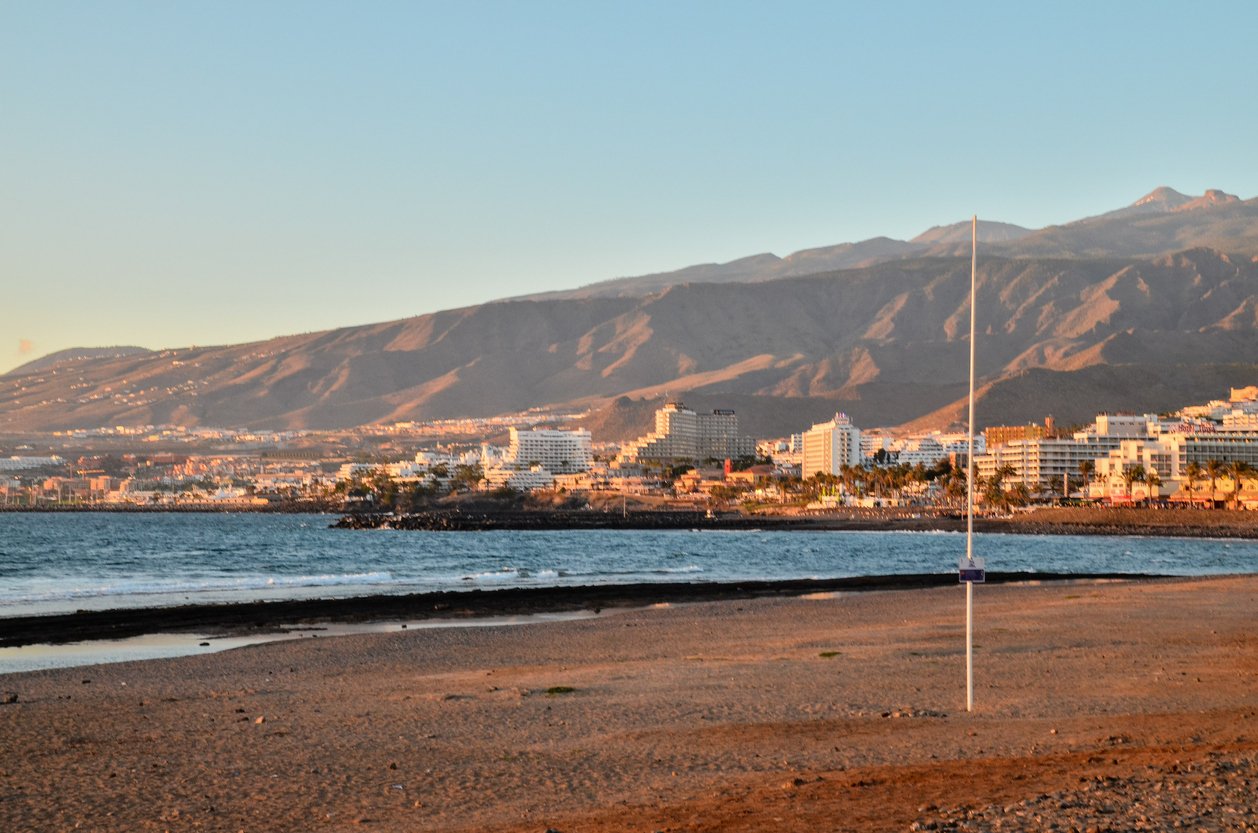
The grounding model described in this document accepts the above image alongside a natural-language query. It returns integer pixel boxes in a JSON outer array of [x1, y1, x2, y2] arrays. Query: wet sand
[[1, 575, 1256, 832]]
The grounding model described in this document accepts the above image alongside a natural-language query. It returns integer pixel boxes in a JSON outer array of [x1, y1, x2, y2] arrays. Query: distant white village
[[2, 387, 1257, 510]]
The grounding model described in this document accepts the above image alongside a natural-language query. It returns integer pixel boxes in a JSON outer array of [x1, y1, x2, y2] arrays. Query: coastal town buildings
[[975, 414, 1159, 493], [614, 402, 756, 468], [1090, 424, 1258, 503], [984, 423, 1047, 449], [4, 386, 1258, 507], [758, 433, 804, 475], [883, 432, 979, 467], [972, 396, 1258, 504], [482, 464, 557, 491], [1179, 386, 1258, 421]]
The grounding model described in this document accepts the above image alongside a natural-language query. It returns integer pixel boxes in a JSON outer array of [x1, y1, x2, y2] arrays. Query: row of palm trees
[[1181, 459, 1254, 507], [801, 461, 1026, 510], [1076, 458, 1254, 507], [799, 456, 1254, 509]]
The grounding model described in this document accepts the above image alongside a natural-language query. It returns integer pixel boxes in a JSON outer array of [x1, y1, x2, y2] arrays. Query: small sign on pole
[[958, 556, 986, 584]]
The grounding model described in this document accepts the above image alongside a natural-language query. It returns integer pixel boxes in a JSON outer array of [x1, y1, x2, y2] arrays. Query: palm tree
[[1122, 464, 1146, 502], [1226, 460, 1253, 509], [984, 464, 1017, 511], [1077, 459, 1096, 498], [994, 464, 1018, 485], [1182, 461, 1203, 504], [1143, 469, 1162, 506], [982, 474, 1005, 511], [1008, 482, 1032, 508], [1205, 459, 1225, 507], [939, 466, 966, 507]]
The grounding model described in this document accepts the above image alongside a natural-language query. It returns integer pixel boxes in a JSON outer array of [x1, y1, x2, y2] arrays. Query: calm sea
[[2, 512, 1256, 619]]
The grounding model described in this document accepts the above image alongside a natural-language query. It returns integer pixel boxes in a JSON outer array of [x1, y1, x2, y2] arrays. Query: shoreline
[[5, 504, 1258, 540], [332, 505, 1258, 539], [0, 571, 1165, 650]]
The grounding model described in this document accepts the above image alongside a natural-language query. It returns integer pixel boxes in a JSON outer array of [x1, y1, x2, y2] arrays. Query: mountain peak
[[910, 219, 1032, 246], [1129, 186, 1239, 214], [1133, 186, 1191, 210], [1086, 186, 1240, 224], [1176, 188, 1240, 212]]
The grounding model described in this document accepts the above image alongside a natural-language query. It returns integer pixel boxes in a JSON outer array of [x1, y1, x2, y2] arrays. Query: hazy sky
[[3, 1, 1256, 373]]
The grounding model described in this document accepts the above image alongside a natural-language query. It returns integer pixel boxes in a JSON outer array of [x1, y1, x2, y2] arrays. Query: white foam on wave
[[461, 568, 523, 582], [460, 566, 578, 582], [2, 571, 396, 604]]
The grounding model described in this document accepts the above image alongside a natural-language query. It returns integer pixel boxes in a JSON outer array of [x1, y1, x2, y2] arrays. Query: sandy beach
[[2, 576, 1256, 832]]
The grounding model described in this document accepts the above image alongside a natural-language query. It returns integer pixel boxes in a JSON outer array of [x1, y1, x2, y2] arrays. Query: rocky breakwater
[[333, 509, 812, 531]]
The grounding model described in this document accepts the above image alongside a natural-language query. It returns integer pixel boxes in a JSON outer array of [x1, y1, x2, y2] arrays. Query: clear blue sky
[[3, 1, 1256, 373]]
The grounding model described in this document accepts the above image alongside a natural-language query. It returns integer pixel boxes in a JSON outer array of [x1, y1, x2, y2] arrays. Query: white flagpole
[[965, 214, 977, 713]]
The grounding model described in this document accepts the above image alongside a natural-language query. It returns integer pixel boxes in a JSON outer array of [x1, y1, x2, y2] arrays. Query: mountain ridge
[[3, 244, 1256, 435], [517, 187, 1254, 301], [5, 187, 1257, 436]]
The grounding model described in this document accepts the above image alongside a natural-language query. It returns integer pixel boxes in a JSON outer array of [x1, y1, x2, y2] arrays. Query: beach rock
[[910, 751, 1257, 833], [1, 691, 16, 704]]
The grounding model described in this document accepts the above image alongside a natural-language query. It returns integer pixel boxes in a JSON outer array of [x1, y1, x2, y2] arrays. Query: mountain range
[[2, 187, 1256, 439]]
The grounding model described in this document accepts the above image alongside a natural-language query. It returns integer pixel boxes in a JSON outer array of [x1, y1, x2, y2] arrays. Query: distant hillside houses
[[0, 455, 63, 471]]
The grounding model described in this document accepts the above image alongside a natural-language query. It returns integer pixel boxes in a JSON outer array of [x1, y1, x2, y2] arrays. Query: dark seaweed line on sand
[[0, 572, 1167, 649]]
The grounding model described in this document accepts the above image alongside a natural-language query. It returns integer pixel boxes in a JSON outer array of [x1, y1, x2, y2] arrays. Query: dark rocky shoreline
[[0, 572, 1161, 650], [6, 504, 1255, 539], [333, 506, 1258, 539], [333, 509, 823, 531]]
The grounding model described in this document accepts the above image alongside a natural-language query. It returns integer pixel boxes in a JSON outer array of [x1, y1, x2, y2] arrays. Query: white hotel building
[[481, 427, 593, 491], [800, 413, 862, 477], [503, 427, 592, 474]]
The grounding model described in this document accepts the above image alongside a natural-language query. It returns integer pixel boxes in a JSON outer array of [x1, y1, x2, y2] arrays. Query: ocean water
[[2, 512, 1256, 619]]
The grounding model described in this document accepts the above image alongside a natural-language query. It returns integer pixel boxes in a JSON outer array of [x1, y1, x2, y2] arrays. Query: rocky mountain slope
[[3, 240, 1256, 434]]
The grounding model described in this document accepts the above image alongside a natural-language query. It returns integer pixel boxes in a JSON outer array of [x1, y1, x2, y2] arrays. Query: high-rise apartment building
[[800, 413, 862, 477], [615, 403, 756, 466]]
